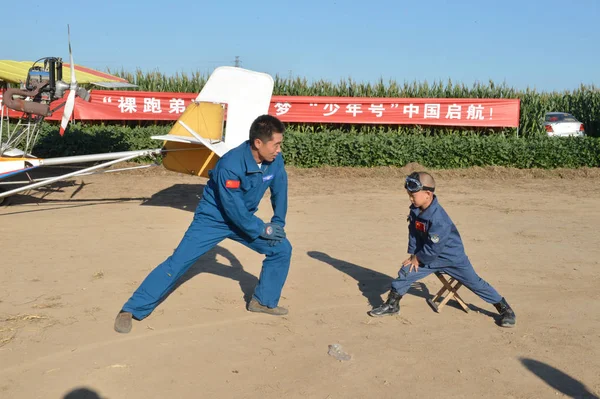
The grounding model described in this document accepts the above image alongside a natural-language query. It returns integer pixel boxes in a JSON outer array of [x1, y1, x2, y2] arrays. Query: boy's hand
[[402, 255, 420, 272]]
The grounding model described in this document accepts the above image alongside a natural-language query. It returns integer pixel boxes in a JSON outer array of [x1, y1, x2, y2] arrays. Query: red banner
[[1, 90, 520, 127], [269, 96, 520, 127]]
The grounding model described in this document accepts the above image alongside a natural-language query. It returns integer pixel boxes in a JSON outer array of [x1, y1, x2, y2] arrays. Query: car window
[[545, 114, 578, 122], [560, 115, 578, 122]]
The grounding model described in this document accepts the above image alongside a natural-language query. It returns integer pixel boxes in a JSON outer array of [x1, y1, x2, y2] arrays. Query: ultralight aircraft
[[0, 26, 274, 205]]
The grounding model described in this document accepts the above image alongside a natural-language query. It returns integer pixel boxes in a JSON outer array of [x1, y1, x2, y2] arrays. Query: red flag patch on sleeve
[[415, 221, 426, 232], [225, 180, 241, 189]]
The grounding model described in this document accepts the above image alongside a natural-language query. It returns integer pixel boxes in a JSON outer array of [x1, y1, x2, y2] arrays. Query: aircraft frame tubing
[[0, 149, 162, 200]]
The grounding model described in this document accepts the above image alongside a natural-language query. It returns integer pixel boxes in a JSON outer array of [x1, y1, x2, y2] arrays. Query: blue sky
[[2, 0, 598, 92]]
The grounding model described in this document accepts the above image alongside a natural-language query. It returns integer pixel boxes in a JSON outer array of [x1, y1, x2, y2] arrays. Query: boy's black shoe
[[494, 297, 516, 328], [368, 290, 402, 317]]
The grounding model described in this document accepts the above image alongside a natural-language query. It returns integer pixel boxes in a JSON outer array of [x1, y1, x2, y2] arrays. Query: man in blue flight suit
[[368, 172, 516, 328], [114, 115, 292, 334]]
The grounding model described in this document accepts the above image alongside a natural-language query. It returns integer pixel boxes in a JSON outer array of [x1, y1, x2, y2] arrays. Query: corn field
[[107, 69, 600, 138], [32, 122, 600, 169]]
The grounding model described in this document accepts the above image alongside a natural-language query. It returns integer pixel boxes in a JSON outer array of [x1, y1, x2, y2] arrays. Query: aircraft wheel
[[0, 188, 10, 207]]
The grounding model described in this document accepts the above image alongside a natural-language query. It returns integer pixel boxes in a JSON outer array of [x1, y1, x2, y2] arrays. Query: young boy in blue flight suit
[[114, 115, 292, 333], [368, 172, 516, 328]]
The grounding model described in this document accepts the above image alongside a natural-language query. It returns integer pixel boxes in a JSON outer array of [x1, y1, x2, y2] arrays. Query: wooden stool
[[426, 272, 470, 313]]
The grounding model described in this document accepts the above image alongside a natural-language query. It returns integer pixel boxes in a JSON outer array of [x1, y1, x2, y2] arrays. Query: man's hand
[[402, 255, 420, 272], [260, 223, 286, 246]]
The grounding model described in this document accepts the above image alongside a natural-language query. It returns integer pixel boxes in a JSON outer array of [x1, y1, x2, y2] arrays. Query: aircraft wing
[[0, 60, 135, 87]]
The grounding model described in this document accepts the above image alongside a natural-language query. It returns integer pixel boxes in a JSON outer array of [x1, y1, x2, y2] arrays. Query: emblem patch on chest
[[262, 174, 274, 182], [415, 221, 426, 232]]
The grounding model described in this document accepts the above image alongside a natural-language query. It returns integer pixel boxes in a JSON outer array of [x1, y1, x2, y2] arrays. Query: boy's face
[[406, 189, 433, 208]]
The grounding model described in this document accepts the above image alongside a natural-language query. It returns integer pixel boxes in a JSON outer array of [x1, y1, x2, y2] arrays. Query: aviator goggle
[[404, 173, 435, 193]]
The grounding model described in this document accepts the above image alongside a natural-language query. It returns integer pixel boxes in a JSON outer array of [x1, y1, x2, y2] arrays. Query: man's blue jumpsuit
[[391, 196, 502, 304], [121, 140, 292, 320]]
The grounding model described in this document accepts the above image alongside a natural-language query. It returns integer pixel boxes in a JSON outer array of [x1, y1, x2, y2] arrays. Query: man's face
[[254, 132, 283, 162], [407, 189, 432, 208]]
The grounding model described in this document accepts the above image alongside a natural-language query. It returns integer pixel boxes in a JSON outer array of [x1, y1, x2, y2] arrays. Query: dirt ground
[[1, 164, 599, 399]]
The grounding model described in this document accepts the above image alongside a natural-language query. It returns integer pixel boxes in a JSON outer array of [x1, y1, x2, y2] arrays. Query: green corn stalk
[[103, 68, 600, 137]]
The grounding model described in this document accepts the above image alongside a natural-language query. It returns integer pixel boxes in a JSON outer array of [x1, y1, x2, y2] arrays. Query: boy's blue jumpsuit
[[392, 196, 502, 304], [121, 140, 292, 320]]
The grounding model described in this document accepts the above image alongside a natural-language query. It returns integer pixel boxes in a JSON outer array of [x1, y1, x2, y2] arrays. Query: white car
[[543, 112, 585, 137]]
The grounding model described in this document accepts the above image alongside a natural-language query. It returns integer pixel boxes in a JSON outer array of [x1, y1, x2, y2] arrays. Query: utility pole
[[234, 56, 241, 67]]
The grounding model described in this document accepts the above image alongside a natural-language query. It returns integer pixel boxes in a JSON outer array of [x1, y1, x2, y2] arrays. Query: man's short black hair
[[249, 115, 285, 146]]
